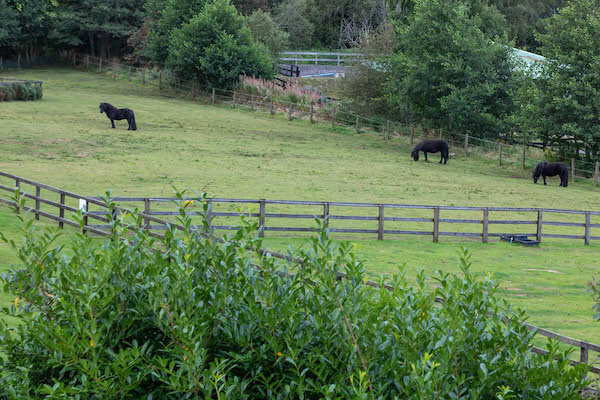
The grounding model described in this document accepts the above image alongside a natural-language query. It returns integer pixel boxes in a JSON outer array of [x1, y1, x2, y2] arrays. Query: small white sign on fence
[[79, 199, 87, 212]]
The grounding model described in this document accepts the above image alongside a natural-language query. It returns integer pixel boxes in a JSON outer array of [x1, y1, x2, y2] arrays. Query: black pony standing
[[532, 161, 568, 187], [100, 102, 137, 130], [411, 140, 449, 164]]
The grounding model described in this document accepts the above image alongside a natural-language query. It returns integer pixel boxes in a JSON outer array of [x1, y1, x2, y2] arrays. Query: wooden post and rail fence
[[80, 198, 600, 246], [1, 170, 600, 378]]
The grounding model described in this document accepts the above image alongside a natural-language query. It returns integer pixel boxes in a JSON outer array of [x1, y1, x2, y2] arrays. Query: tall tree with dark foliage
[[528, 0, 600, 165]]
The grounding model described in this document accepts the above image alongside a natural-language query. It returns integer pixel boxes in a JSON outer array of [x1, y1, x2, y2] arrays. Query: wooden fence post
[[270, 97, 274, 115], [323, 202, 330, 228], [207, 200, 213, 234], [232, 91, 236, 109], [410, 125, 414, 146], [536, 209, 543, 243], [144, 198, 150, 230], [83, 204, 88, 235], [35, 186, 40, 220], [585, 212, 591, 245], [212, 88, 216, 105], [14, 178, 21, 213], [17, 54, 21, 68], [86, 55, 89, 69], [355, 115, 360, 134], [159, 71, 162, 90], [595, 162, 599, 187], [580, 344, 589, 364], [99, 58, 102, 72], [128, 66, 131, 81], [571, 158, 576, 182], [310, 103, 314, 123], [386, 120, 390, 140], [433, 207, 440, 243], [288, 104, 293, 121], [498, 142, 503, 166], [251, 95, 255, 111], [59, 193, 65, 229], [464, 133, 469, 156], [378, 205, 384, 240], [259, 199, 266, 238], [482, 208, 489, 243], [331, 109, 336, 128], [521, 143, 526, 170], [142, 68, 146, 84]]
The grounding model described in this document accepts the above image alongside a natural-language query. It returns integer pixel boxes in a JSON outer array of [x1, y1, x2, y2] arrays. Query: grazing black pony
[[411, 140, 449, 164], [532, 161, 568, 187], [100, 102, 137, 130]]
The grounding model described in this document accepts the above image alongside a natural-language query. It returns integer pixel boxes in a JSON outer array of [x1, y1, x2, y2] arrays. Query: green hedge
[[0, 192, 588, 399], [0, 82, 43, 101]]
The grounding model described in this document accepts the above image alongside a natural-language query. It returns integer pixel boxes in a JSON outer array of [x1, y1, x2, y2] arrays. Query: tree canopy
[[525, 0, 600, 163], [166, 0, 273, 88], [386, 0, 520, 138]]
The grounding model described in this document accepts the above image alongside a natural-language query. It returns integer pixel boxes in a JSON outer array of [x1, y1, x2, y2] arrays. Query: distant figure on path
[[411, 140, 449, 164], [100, 102, 137, 130], [532, 162, 568, 187]]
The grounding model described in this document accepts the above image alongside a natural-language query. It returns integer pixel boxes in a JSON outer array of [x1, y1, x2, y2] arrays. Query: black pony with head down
[[532, 161, 568, 187], [411, 140, 449, 164], [100, 102, 137, 130]]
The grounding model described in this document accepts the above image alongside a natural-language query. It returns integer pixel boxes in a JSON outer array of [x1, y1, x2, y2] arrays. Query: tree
[[7, 0, 53, 63], [386, 0, 520, 140], [273, 0, 315, 49], [0, 0, 19, 55], [527, 0, 600, 164], [166, 0, 274, 89], [51, 0, 145, 58], [246, 9, 289, 58], [141, 0, 209, 66], [339, 23, 399, 118]]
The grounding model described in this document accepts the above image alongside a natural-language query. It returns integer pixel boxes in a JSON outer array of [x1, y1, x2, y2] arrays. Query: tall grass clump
[[238, 75, 325, 106], [0, 191, 588, 399]]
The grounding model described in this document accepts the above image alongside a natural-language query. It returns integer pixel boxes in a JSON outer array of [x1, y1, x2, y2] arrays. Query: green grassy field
[[1, 67, 599, 344]]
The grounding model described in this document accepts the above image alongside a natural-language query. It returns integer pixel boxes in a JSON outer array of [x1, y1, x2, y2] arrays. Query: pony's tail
[[563, 167, 568, 187], [130, 112, 137, 131]]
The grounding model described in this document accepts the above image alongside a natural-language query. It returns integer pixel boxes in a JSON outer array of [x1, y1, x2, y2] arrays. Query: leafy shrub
[[0, 82, 42, 101], [0, 192, 588, 399], [166, 0, 273, 89]]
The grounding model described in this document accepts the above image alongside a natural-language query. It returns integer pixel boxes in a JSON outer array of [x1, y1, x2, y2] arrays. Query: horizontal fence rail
[[1, 171, 600, 378], [278, 51, 365, 65], [0, 77, 44, 89]]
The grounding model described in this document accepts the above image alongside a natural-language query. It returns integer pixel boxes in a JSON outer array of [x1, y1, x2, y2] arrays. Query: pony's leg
[[543, 175, 547, 185], [111, 119, 115, 129], [424, 152, 428, 161]]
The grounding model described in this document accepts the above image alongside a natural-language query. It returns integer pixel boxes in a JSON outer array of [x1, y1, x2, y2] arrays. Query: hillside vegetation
[[1, 68, 600, 343]]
